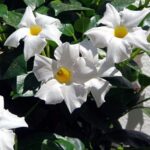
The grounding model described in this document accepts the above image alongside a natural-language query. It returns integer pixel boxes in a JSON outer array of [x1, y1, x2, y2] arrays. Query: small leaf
[[36, 6, 49, 14], [50, 0, 93, 16], [74, 16, 90, 33], [138, 73, 150, 88], [111, 0, 136, 11], [24, 0, 45, 8], [60, 24, 75, 37], [88, 15, 100, 29]]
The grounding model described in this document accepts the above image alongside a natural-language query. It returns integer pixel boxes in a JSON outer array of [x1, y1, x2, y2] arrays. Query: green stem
[[25, 101, 40, 118], [46, 44, 50, 58], [72, 33, 78, 43], [15, 135, 18, 150]]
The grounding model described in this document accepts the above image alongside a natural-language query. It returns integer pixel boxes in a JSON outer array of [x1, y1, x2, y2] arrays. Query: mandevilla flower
[[0, 95, 28, 150], [85, 3, 150, 63], [4, 6, 62, 61], [33, 42, 121, 112]]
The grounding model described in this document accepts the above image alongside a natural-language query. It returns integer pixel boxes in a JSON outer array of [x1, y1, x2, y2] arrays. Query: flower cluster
[[2, 3, 150, 149]]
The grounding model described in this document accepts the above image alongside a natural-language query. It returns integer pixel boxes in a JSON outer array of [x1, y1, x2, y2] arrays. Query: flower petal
[[0, 95, 4, 111], [33, 54, 58, 82], [73, 57, 97, 83], [121, 8, 150, 28], [35, 79, 64, 104], [0, 129, 15, 150], [0, 110, 28, 129], [98, 59, 122, 77], [97, 3, 120, 27], [18, 6, 36, 27], [107, 38, 131, 63], [85, 26, 114, 48], [23, 36, 47, 61], [4, 28, 29, 47], [61, 84, 88, 113], [39, 25, 62, 46], [35, 12, 62, 28], [85, 78, 111, 107], [54, 42, 79, 69], [125, 29, 150, 51]]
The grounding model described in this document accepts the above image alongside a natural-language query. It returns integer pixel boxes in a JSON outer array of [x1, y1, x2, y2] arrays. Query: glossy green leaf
[[36, 6, 49, 14], [88, 15, 100, 28], [24, 0, 45, 8], [60, 24, 75, 37], [138, 73, 150, 88], [0, 4, 8, 18], [3, 11, 22, 28], [74, 17, 90, 33], [50, 0, 93, 16], [111, 0, 136, 11]]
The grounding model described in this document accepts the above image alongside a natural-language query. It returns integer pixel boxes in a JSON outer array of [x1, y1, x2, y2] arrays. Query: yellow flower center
[[114, 25, 128, 38], [30, 25, 42, 35], [54, 67, 72, 84]]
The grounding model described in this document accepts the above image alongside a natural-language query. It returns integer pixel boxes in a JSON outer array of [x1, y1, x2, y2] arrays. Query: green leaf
[[111, 0, 136, 11], [0, 51, 27, 79], [138, 73, 150, 88], [74, 16, 90, 33], [143, 14, 150, 27], [3, 11, 22, 28], [24, 0, 45, 8], [50, 0, 93, 16], [0, 4, 8, 18], [36, 6, 49, 14], [88, 15, 100, 28], [60, 24, 75, 37]]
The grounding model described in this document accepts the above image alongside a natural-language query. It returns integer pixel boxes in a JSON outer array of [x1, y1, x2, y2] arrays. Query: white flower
[[33, 42, 121, 111], [85, 3, 150, 63], [4, 6, 62, 61], [0, 95, 28, 150]]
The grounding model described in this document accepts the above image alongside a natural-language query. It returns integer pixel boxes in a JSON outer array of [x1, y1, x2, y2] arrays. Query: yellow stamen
[[114, 25, 128, 38], [54, 67, 72, 84], [30, 25, 42, 35]]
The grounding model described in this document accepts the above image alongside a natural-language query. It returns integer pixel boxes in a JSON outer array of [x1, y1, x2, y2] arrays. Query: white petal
[[18, 6, 36, 27], [0, 95, 4, 111], [35, 79, 64, 104], [39, 25, 62, 46], [4, 28, 29, 48], [125, 29, 150, 51], [35, 12, 62, 28], [85, 78, 111, 107], [23, 36, 47, 61], [61, 84, 88, 113], [97, 3, 120, 27], [85, 26, 114, 48], [98, 59, 122, 77], [107, 38, 131, 63], [121, 8, 150, 28], [0, 110, 28, 129], [73, 57, 97, 83], [54, 42, 79, 68], [33, 54, 58, 82], [0, 129, 15, 150]]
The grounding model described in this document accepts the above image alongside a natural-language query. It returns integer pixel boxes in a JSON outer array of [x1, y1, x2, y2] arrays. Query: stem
[[72, 33, 78, 42], [46, 44, 50, 58], [25, 101, 40, 118], [14, 135, 18, 150], [135, 97, 150, 106]]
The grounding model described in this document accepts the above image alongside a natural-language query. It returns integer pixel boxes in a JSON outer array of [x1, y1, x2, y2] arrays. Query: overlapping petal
[[121, 8, 150, 28], [85, 26, 113, 48], [4, 27, 29, 47], [61, 84, 88, 113], [23, 36, 47, 61], [35, 79, 64, 104], [97, 3, 120, 27], [0, 129, 15, 150], [18, 6, 36, 28], [33, 54, 58, 82]]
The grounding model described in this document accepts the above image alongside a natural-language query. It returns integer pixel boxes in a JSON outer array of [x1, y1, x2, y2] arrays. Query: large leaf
[[0, 51, 27, 79], [50, 0, 93, 16], [24, 0, 45, 8], [3, 10, 22, 28], [111, 0, 136, 11], [0, 4, 8, 18], [60, 24, 75, 37]]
